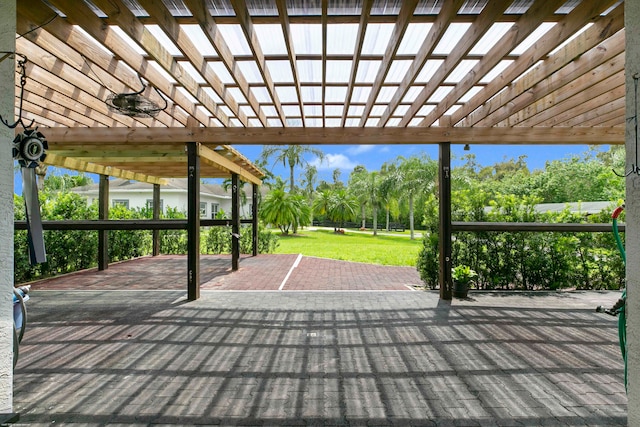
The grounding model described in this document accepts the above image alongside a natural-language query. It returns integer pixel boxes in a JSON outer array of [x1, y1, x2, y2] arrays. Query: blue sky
[[14, 143, 601, 194]]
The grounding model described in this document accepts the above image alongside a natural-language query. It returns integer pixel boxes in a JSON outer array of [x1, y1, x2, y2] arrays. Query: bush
[[203, 223, 279, 254], [417, 193, 625, 291]]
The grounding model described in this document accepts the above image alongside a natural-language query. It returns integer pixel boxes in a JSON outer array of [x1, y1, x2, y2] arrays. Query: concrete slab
[[12, 289, 627, 426]]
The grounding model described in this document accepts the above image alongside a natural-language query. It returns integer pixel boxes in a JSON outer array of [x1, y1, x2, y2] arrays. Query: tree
[[379, 162, 400, 231], [327, 189, 358, 231], [222, 178, 248, 217], [394, 155, 437, 239], [260, 145, 325, 193], [299, 164, 318, 224], [259, 187, 310, 234], [348, 166, 381, 235], [348, 165, 369, 229]]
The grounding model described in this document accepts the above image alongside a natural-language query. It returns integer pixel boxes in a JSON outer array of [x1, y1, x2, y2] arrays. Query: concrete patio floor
[[13, 256, 627, 426]]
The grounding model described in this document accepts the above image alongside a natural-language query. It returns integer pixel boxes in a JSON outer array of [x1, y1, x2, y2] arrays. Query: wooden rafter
[[400, 0, 512, 127], [23, 0, 211, 126], [182, 0, 267, 127], [378, 0, 465, 127], [6, 0, 625, 185], [135, 0, 249, 127], [454, 0, 621, 127], [44, 153, 167, 185], [418, 0, 566, 128], [230, 0, 286, 126], [87, 0, 233, 127], [276, 0, 306, 127], [341, 0, 373, 127], [358, 0, 419, 127]]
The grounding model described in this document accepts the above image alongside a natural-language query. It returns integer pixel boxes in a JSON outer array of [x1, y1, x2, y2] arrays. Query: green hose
[[612, 213, 627, 391]]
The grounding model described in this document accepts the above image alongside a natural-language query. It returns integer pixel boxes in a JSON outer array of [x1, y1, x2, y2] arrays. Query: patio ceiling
[[11, 0, 626, 184]]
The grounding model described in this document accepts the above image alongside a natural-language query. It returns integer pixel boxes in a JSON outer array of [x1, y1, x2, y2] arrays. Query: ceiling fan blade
[[22, 167, 46, 264]]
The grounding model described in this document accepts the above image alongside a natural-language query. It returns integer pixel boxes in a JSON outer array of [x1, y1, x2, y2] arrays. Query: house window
[[146, 199, 164, 213], [199, 202, 207, 218], [112, 199, 129, 209], [211, 203, 219, 219]]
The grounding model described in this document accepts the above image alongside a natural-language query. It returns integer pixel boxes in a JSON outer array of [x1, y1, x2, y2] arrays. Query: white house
[[72, 178, 257, 219]]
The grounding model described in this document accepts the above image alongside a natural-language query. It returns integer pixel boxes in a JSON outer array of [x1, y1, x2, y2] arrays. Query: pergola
[[3, 0, 640, 420], [9, 0, 627, 300]]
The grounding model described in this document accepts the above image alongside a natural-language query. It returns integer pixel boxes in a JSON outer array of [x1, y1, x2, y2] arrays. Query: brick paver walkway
[[13, 289, 627, 426], [27, 254, 423, 292]]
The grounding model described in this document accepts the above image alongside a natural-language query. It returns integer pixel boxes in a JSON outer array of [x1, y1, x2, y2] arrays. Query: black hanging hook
[[615, 73, 640, 177], [0, 52, 35, 130]]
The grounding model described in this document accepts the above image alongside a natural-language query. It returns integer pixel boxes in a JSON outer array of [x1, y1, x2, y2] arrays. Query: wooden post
[[98, 174, 109, 270], [252, 183, 258, 256], [187, 142, 200, 301], [438, 142, 452, 300], [232, 173, 240, 270], [152, 183, 160, 256]]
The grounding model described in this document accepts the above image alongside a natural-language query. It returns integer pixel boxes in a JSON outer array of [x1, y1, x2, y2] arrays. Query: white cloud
[[310, 153, 358, 171], [347, 145, 375, 155]]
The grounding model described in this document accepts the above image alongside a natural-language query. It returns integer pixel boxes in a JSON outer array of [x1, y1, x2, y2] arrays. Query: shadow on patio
[[13, 288, 627, 426]]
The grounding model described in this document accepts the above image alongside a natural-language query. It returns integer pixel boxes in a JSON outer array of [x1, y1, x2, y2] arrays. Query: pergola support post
[[252, 183, 258, 256], [232, 173, 240, 270], [98, 174, 109, 271], [187, 142, 200, 301], [152, 183, 160, 256], [438, 142, 452, 300]]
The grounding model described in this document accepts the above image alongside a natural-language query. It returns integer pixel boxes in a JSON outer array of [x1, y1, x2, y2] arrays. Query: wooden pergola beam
[[230, 0, 286, 126], [136, 0, 249, 127], [41, 126, 625, 145], [455, 0, 622, 127], [198, 144, 262, 185], [418, 0, 566, 128], [183, 0, 268, 126], [358, 0, 418, 127], [399, 0, 512, 127], [44, 153, 168, 185]]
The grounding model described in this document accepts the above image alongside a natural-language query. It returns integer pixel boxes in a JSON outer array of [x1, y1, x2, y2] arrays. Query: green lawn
[[272, 228, 423, 267]]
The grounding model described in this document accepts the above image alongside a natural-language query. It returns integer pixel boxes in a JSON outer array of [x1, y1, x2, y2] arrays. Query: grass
[[272, 228, 423, 267]]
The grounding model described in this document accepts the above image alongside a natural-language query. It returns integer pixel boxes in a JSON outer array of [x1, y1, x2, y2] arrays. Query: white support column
[[0, 0, 16, 413], [627, 1, 640, 422]]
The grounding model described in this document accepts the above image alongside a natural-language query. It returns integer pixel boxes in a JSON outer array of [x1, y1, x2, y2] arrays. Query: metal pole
[[187, 142, 200, 301], [98, 174, 109, 271]]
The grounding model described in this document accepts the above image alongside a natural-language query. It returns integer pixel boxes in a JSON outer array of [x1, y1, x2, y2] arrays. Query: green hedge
[[417, 192, 625, 291], [14, 193, 279, 284]]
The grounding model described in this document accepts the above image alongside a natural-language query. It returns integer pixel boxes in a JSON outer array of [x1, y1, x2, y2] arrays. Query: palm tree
[[259, 187, 310, 234], [379, 162, 399, 231], [260, 145, 324, 193], [327, 189, 358, 231], [299, 164, 318, 225], [394, 155, 437, 239], [221, 178, 248, 217], [348, 165, 369, 229]]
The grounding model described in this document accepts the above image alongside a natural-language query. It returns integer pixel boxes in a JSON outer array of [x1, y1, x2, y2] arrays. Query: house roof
[[12, 0, 625, 184], [72, 177, 261, 198]]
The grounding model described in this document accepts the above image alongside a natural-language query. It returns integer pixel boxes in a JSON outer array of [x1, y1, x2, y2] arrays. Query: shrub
[[417, 193, 625, 291]]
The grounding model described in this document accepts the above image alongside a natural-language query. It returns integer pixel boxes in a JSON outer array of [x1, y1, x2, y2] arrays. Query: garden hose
[[611, 205, 627, 390]]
